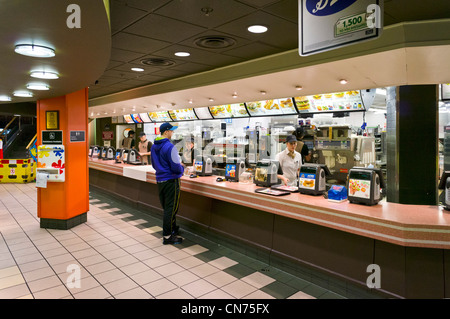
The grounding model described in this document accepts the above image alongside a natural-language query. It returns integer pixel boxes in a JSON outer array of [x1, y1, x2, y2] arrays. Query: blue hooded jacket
[[151, 137, 184, 182]]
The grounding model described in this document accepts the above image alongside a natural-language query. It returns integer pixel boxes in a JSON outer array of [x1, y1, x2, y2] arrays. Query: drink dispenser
[[37, 145, 65, 183]]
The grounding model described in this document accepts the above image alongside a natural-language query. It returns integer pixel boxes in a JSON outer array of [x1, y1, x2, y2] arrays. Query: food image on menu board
[[131, 114, 143, 123], [209, 103, 247, 118], [149, 111, 171, 122], [168, 108, 197, 121], [123, 114, 134, 124], [246, 98, 296, 116], [294, 90, 363, 114]]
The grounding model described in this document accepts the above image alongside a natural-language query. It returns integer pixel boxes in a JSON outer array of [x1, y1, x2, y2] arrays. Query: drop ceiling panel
[[112, 32, 171, 53], [109, 1, 148, 33], [236, 0, 283, 8], [262, 0, 298, 23], [110, 47, 146, 63], [123, 14, 207, 43], [177, 30, 252, 53], [113, 0, 172, 13], [154, 0, 256, 29]]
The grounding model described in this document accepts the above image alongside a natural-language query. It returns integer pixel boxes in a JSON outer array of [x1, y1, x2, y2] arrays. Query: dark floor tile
[[223, 263, 257, 279], [260, 281, 298, 299]]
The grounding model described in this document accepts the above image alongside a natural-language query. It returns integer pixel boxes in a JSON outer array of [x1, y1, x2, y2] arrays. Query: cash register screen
[[350, 171, 371, 180], [225, 164, 236, 178]]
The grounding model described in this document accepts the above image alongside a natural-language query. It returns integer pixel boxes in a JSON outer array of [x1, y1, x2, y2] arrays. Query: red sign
[[102, 131, 114, 140]]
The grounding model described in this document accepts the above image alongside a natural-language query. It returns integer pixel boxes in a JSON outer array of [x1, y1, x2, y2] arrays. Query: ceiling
[[0, 0, 110, 106], [2, 0, 450, 117]]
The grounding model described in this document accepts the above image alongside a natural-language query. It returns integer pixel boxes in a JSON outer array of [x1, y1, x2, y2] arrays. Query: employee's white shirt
[[275, 148, 302, 186]]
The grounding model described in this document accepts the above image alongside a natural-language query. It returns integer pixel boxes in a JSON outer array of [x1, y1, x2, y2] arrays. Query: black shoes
[[163, 234, 183, 245]]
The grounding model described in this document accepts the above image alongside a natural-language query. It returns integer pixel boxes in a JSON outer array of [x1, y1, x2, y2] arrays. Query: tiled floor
[[0, 182, 346, 299]]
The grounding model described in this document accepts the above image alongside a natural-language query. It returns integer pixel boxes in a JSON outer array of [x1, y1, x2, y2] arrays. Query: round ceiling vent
[[194, 36, 236, 49], [140, 58, 175, 66]]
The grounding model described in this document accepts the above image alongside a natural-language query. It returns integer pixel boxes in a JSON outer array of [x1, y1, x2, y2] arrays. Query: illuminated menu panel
[[209, 103, 248, 118], [194, 107, 213, 119], [168, 108, 198, 121], [139, 113, 152, 123], [246, 98, 297, 116], [148, 111, 172, 122], [123, 114, 134, 124], [130, 114, 143, 123], [294, 91, 364, 114]]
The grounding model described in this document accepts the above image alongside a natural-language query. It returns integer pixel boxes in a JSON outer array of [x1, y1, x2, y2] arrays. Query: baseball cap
[[159, 122, 178, 134], [139, 132, 146, 137], [285, 135, 297, 143]]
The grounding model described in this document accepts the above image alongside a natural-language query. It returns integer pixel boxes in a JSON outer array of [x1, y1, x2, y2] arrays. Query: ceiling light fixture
[[339, 79, 348, 85], [295, 85, 303, 91], [27, 83, 49, 90], [13, 91, 33, 97], [260, 90, 267, 95], [30, 71, 59, 79], [131, 67, 144, 72], [0, 95, 12, 101], [175, 52, 190, 57], [15, 44, 55, 58], [232, 93, 238, 98], [248, 25, 268, 33], [188, 99, 193, 104], [209, 98, 214, 102]]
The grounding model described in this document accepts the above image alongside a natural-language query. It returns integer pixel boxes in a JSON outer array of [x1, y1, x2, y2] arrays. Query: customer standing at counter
[[276, 134, 302, 186], [151, 123, 184, 245], [138, 132, 152, 165]]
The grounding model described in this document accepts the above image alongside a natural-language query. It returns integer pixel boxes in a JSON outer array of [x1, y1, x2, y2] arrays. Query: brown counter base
[[90, 168, 450, 298]]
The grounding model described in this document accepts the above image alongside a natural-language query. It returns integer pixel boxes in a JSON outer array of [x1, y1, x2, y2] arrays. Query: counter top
[[89, 158, 450, 249]]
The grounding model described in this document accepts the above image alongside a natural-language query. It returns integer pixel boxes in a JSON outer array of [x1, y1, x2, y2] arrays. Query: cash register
[[438, 171, 450, 210], [127, 149, 142, 165], [101, 146, 115, 160], [115, 148, 125, 163], [194, 155, 213, 176], [298, 163, 330, 196], [347, 167, 385, 205], [225, 158, 246, 182], [89, 145, 99, 158], [254, 160, 279, 187]]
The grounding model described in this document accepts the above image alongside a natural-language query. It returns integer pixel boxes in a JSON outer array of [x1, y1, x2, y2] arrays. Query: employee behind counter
[[138, 132, 152, 165], [275, 134, 302, 187]]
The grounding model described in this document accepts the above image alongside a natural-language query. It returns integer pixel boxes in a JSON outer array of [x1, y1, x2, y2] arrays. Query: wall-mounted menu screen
[[294, 91, 365, 114], [149, 111, 172, 122], [194, 107, 213, 119], [123, 114, 134, 124], [130, 114, 143, 123], [209, 103, 248, 118], [168, 108, 198, 121], [246, 98, 297, 116], [139, 113, 152, 123]]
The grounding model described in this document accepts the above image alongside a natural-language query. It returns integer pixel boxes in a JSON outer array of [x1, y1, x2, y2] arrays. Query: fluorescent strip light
[[0, 95, 12, 101], [13, 91, 33, 97], [27, 83, 49, 90]]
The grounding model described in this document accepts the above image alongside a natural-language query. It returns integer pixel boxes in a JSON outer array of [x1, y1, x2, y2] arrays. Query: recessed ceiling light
[[0, 95, 12, 101], [248, 25, 268, 33], [175, 52, 190, 57], [295, 85, 303, 91], [188, 99, 193, 104], [15, 44, 55, 58], [232, 93, 238, 98], [260, 90, 267, 95], [209, 98, 214, 102], [13, 91, 33, 97], [27, 83, 49, 90], [30, 71, 59, 79], [131, 67, 144, 72], [339, 79, 348, 85]]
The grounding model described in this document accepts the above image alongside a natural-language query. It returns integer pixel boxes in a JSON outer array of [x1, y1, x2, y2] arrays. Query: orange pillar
[[36, 88, 89, 229]]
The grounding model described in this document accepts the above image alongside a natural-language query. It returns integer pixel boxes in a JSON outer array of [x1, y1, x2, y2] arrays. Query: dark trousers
[[157, 178, 181, 237]]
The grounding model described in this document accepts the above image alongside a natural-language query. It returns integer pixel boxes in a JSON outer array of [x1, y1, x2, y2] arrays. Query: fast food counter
[[89, 158, 450, 298]]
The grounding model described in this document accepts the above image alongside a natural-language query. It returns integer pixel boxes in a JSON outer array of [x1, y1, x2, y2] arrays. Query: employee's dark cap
[[295, 126, 304, 137], [129, 130, 135, 135], [285, 135, 297, 143], [160, 122, 178, 134], [139, 132, 146, 137]]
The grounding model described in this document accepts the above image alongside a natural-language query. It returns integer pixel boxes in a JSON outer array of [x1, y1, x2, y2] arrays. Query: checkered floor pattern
[[0, 183, 345, 299]]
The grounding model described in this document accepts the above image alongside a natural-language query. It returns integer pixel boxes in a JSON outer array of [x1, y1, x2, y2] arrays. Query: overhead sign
[[299, 0, 383, 56]]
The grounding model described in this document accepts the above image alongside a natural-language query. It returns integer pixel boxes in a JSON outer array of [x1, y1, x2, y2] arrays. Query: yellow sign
[[46, 111, 59, 130]]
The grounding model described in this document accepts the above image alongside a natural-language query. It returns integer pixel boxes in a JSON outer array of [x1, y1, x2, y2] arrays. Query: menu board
[[148, 111, 172, 122], [168, 108, 197, 121], [130, 114, 143, 123], [245, 98, 297, 116], [194, 107, 213, 119], [123, 114, 134, 124], [294, 90, 364, 114], [139, 113, 152, 123], [209, 103, 248, 118]]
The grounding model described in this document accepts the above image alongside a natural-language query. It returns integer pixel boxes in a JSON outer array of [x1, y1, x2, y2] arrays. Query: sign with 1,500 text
[[299, 0, 383, 56]]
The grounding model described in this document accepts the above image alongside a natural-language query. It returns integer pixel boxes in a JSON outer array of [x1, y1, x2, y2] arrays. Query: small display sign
[[70, 131, 86, 142], [45, 111, 59, 130], [42, 130, 63, 145]]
